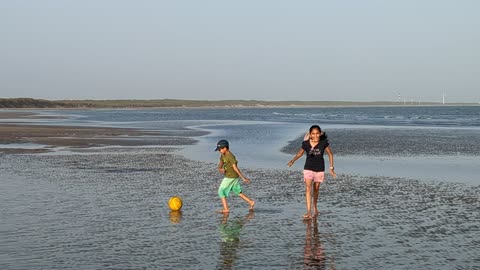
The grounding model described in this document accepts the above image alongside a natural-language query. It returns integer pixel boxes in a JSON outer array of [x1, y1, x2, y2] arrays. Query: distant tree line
[[0, 97, 456, 108], [0, 98, 76, 108]]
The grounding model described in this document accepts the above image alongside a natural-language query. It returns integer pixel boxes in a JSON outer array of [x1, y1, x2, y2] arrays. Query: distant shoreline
[[0, 111, 190, 154], [0, 97, 478, 109]]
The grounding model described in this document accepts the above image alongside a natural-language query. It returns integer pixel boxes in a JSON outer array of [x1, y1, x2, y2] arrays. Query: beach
[[1, 110, 479, 269], [0, 111, 199, 154]]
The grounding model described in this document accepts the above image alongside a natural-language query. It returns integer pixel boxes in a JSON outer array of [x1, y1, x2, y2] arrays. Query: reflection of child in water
[[219, 212, 254, 242], [217, 212, 255, 269], [304, 218, 329, 269]]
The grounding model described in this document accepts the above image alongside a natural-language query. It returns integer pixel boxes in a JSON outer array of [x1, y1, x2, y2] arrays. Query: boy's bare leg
[[238, 193, 255, 210], [304, 179, 313, 218], [312, 182, 321, 216], [218, 197, 230, 213]]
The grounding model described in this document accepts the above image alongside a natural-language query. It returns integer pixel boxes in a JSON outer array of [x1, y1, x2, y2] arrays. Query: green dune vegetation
[[0, 97, 472, 109]]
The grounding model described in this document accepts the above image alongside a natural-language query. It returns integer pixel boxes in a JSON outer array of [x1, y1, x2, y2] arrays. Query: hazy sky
[[1, 1, 479, 102]]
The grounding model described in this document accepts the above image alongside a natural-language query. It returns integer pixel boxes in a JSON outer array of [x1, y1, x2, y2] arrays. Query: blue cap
[[215, 139, 229, 151]]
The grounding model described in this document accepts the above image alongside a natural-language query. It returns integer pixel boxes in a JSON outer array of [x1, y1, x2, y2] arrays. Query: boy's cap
[[215, 140, 229, 151]]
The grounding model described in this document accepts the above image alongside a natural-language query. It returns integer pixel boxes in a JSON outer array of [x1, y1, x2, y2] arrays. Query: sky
[[1, 1, 479, 102]]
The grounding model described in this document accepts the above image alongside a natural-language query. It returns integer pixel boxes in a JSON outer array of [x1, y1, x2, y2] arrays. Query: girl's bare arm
[[288, 148, 305, 167], [325, 146, 337, 178]]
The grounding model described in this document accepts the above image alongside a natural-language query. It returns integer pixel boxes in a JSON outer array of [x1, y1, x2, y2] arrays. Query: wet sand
[[1, 146, 479, 269], [0, 111, 196, 153], [1, 110, 479, 269], [0, 111, 67, 119], [0, 111, 37, 119]]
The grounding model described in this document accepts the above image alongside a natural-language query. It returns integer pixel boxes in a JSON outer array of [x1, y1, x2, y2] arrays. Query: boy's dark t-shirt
[[302, 139, 329, 172]]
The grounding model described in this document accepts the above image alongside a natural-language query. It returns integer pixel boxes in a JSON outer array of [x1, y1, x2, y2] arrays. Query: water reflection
[[169, 210, 182, 224], [217, 211, 255, 269], [303, 218, 335, 270]]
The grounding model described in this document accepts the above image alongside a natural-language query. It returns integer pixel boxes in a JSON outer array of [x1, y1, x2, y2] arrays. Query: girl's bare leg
[[304, 179, 313, 218], [313, 182, 321, 216], [239, 193, 255, 210]]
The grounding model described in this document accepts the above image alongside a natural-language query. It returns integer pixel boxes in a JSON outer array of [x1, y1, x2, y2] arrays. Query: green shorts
[[218, 177, 242, 198]]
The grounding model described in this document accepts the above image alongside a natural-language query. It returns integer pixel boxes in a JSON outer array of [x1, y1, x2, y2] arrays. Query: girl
[[288, 125, 336, 219]]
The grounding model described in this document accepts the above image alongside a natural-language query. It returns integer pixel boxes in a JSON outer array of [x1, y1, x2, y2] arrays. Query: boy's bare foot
[[249, 201, 255, 210], [216, 209, 230, 213], [313, 210, 320, 216], [303, 213, 312, 219]]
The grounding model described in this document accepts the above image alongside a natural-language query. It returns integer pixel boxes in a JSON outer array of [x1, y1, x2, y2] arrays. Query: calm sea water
[[1, 106, 479, 269]]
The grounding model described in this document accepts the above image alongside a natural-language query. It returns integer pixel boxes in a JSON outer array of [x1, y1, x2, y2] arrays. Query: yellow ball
[[168, 196, 183, 211]]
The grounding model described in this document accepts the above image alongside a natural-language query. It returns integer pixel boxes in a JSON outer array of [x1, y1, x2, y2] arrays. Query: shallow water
[[1, 148, 479, 269], [1, 107, 479, 269]]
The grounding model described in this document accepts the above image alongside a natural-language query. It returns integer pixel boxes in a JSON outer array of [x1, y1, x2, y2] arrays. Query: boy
[[215, 139, 255, 213]]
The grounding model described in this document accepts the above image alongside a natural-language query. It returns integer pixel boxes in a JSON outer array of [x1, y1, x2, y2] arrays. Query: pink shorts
[[303, 170, 325, 183]]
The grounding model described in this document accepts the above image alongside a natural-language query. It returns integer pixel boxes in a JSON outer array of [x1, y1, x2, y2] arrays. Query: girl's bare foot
[[303, 213, 312, 219], [313, 210, 320, 216], [216, 209, 230, 213]]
